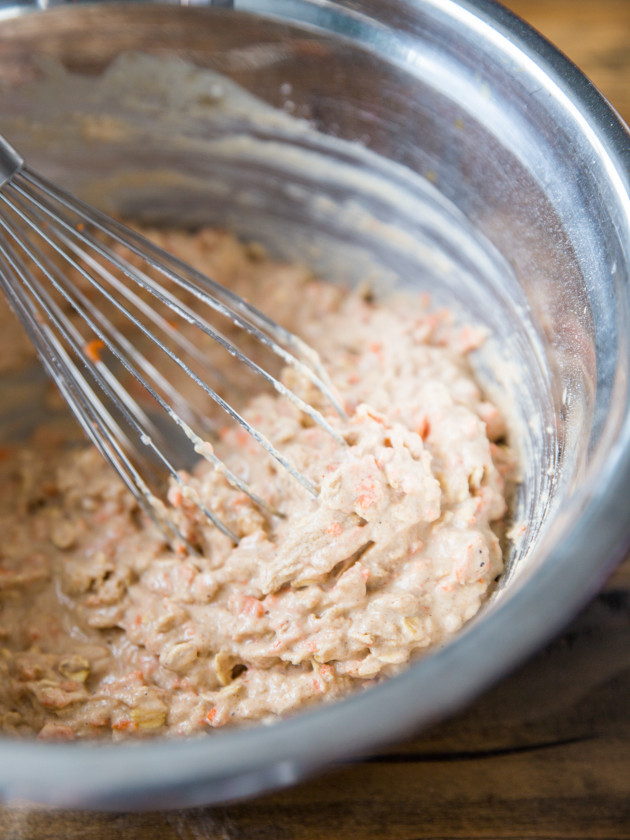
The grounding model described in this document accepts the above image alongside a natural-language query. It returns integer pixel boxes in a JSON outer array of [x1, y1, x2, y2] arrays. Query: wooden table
[[2, 1, 630, 837]]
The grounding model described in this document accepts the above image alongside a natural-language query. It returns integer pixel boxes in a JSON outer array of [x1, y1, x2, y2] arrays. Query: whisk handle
[[0, 134, 24, 189]]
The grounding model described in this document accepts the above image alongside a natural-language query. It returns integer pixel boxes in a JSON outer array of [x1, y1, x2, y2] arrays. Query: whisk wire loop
[[0, 242, 196, 546], [5, 187, 321, 498], [0, 218, 242, 543], [18, 170, 347, 421], [0, 149, 346, 543], [0, 191, 281, 519]]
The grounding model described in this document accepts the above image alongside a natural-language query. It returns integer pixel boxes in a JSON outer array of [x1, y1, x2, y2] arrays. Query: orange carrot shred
[[84, 339, 105, 363], [112, 719, 136, 732]]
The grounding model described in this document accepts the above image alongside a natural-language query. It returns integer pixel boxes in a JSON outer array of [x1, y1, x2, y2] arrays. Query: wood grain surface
[[2, 1, 630, 837]]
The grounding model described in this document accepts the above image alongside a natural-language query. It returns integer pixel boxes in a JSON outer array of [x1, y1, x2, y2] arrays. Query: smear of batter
[[0, 228, 514, 740]]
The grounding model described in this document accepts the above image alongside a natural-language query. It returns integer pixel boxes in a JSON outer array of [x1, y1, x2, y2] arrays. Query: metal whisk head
[[0, 135, 346, 546]]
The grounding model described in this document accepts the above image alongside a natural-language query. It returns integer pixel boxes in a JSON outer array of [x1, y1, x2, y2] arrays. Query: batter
[[0, 228, 513, 740]]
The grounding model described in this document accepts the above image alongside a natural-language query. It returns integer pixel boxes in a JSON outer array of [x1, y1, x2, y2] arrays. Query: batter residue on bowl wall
[[0, 228, 514, 740]]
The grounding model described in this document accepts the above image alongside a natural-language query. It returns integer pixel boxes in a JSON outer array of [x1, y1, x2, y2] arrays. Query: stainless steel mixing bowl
[[0, 0, 629, 811]]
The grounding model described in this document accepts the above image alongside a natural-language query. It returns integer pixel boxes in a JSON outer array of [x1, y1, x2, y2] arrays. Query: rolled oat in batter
[[0, 229, 513, 740]]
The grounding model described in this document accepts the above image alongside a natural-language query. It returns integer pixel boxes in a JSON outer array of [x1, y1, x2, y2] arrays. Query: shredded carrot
[[206, 708, 217, 724], [84, 339, 105, 363], [417, 417, 431, 440], [128, 670, 145, 683], [240, 596, 265, 618], [167, 486, 183, 508], [112, 719, 137, 732], [177, 564, 195, 585], [356, 493, 376, 509], [235, 430, 250, 447], [326, 521, 342, 536]]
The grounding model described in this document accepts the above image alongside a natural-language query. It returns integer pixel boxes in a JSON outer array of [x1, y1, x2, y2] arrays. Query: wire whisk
[[0, 134, 346, 546]]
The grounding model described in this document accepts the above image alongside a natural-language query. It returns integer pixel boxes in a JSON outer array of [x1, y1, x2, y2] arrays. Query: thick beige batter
[[0, 228, 513, 740]]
